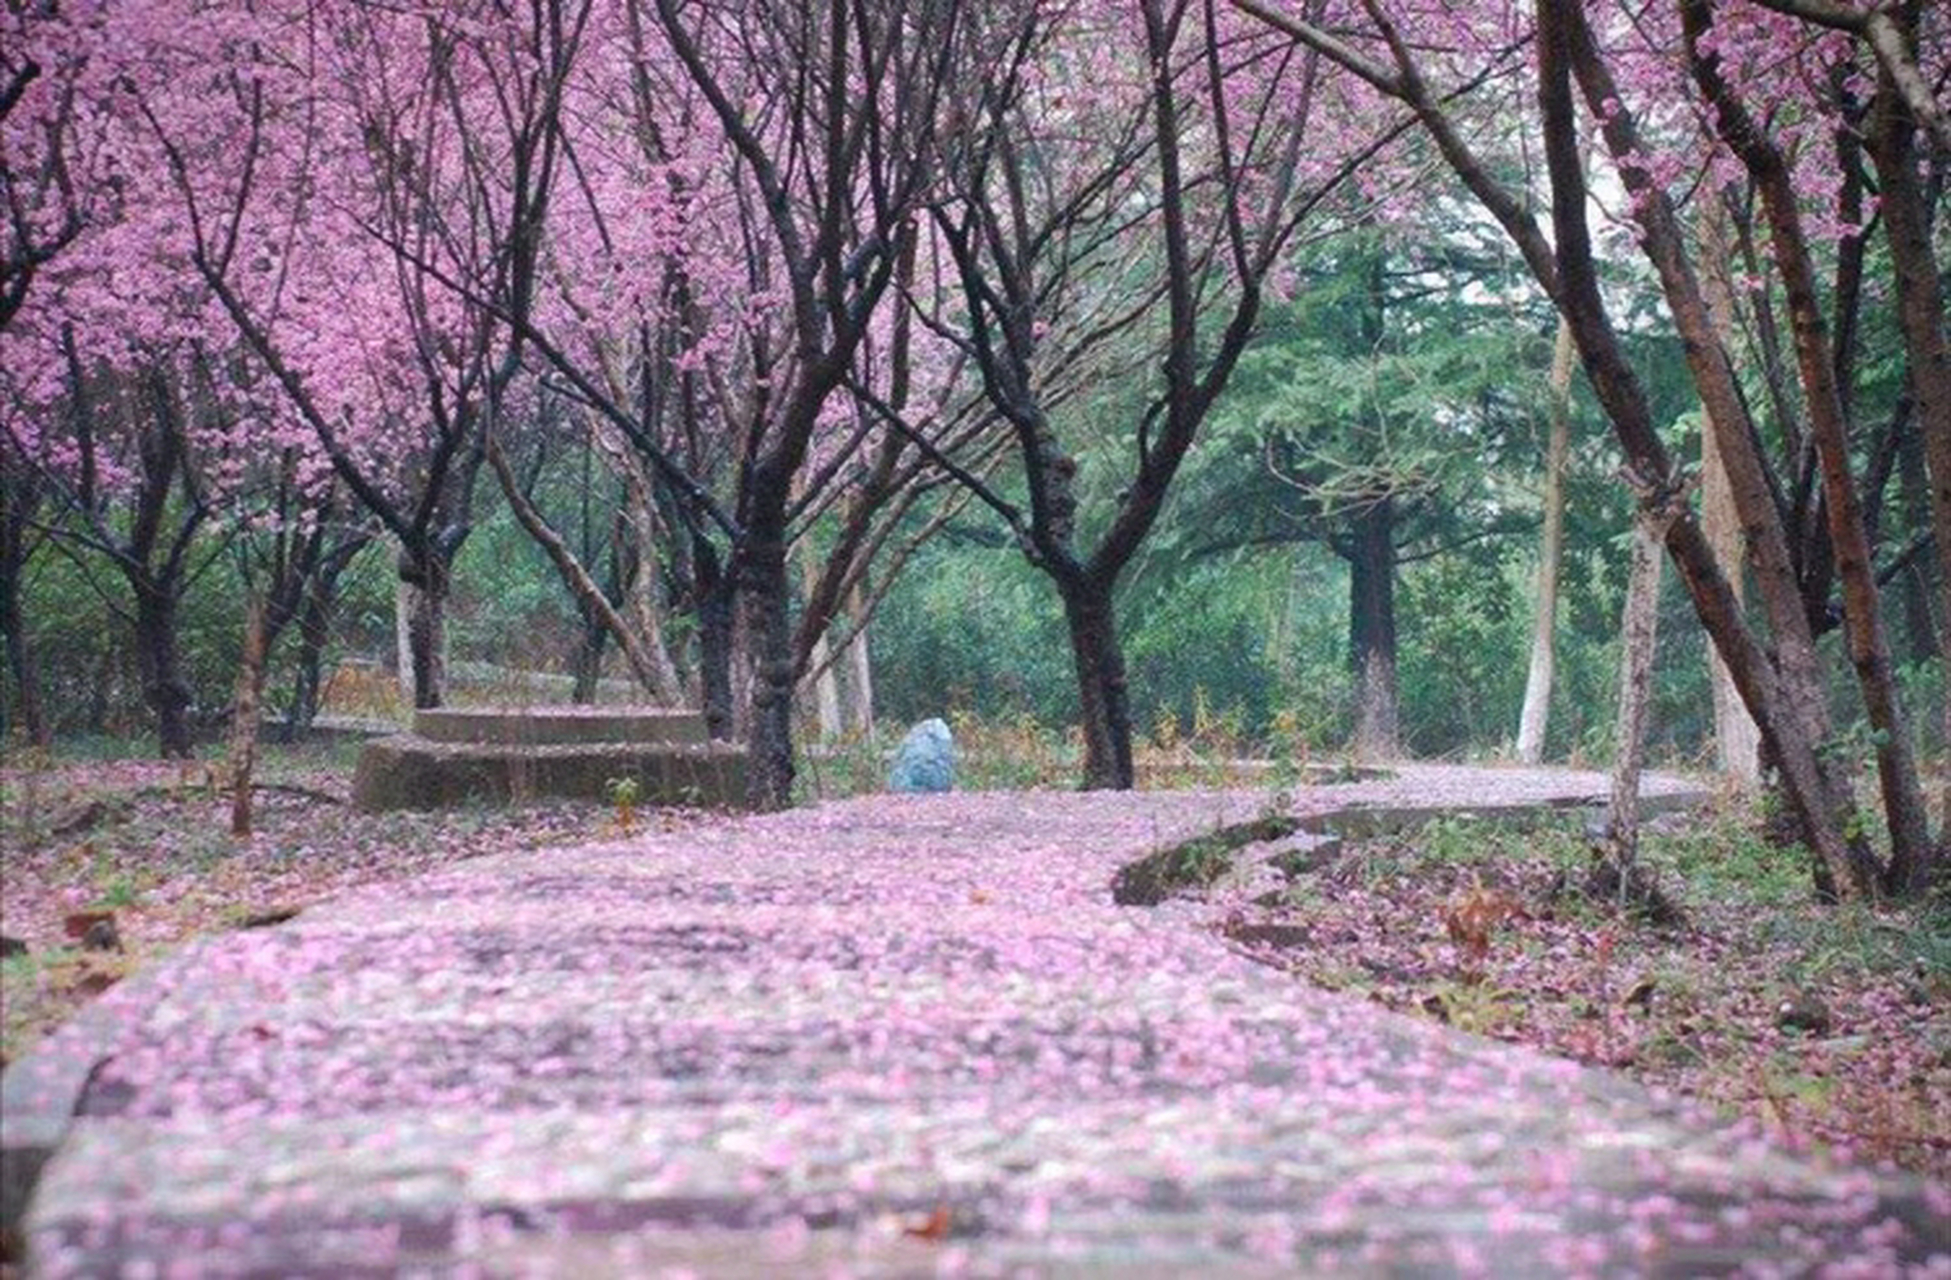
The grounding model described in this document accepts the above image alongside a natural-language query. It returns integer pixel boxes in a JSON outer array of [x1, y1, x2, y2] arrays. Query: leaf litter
[[1187, 807, 1951, 1184]]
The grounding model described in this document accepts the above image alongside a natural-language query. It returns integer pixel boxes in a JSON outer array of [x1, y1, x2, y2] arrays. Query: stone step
[[411, 706, 708, 745], [351, 736, 745, 812]]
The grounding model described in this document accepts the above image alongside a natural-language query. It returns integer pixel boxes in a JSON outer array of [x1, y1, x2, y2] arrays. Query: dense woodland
[[2, 0, 1947, 898]]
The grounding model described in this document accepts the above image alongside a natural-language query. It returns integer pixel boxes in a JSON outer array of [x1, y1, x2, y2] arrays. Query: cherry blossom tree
[[0, 426, 51, 745], [1849, 0, 1951, 857], [1235, 0, 1945, 898], [5, 341, 219, 759], [218, 455, 378, 833], [443, 0, 982, 807], [903, 0, 1402, 788], [3, 0, 137, 745], [4, 3, 374, 759], [127, 0, 582, 710], [1, 0, 100, 333]]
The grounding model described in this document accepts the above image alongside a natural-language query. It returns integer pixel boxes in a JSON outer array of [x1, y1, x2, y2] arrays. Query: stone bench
[[351, 706, 746, 812]]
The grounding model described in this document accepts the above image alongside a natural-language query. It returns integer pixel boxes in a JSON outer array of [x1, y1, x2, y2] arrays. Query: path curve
[[6, 766, 1947, 1276]]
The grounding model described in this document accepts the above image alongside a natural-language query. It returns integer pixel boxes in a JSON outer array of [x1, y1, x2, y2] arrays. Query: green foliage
[[448, 487, 591, 673], [604, 774, 640, 829], [89, 874, 146, 911], [869, 535, 1076, 726], [1397, 553, 1527, 756]]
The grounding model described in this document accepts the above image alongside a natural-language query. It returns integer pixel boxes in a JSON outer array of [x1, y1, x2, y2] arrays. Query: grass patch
[[0, 741, 653, 1066], [1210, 799, 1951, 1182]]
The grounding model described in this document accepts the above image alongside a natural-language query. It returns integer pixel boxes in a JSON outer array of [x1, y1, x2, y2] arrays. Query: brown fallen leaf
[[1444, 881, 1521, 970], [63, 910, 113, 941], [70, 971, 119, 997], [237, 906, 302, 930], [904, 1206, 953, 1241], [65, 911, 121, 951]]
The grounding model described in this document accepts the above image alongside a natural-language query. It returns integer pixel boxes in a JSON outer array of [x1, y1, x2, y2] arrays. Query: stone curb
[[1, 933, 229, 1243], [1301, 787, 1703, 841]]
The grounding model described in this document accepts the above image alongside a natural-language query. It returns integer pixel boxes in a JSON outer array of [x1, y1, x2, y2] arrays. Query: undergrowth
[[1156, 800, 1951, 1182]]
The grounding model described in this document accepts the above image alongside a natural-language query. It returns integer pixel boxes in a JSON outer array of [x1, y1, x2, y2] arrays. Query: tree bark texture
[[735, 525, 796, 810], [694, 537, 736, 742], [0, 457, 51, 746], [397, 549, 448, 711], [1696, 203, 1762, 785], [228, 594, 267, 837], [800, 547, 845, 741], [1606, 510, 1666, 864], [1517, 318, 1574, 764], [1682, 0, 1934, 891], [1869, 39, 1951, 885], [841, 584, 876, 739], [1347, 495, 1400, 762], [134, 580, 194, 758], [1061, 578, 1135, 791], [1896, 439, 1941, 665], [0, 576, 49, 748]]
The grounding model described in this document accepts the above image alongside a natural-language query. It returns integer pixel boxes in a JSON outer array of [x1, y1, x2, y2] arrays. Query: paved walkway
[[5, 767, 1947, 1276]]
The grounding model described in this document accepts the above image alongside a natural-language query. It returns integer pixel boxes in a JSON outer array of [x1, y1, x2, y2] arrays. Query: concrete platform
[[351, 707, 743, 813], [412, 706, 707, 746]]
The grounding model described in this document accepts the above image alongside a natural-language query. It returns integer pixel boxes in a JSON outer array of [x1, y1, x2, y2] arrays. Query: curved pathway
[[5, 766, 1947, 1275]]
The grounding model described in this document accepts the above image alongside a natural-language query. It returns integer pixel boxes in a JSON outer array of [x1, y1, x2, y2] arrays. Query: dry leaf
[[904, 1206, 953, 1241]]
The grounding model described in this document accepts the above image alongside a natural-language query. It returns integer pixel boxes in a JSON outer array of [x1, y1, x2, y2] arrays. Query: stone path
[[5, 767, 1948, 1276]]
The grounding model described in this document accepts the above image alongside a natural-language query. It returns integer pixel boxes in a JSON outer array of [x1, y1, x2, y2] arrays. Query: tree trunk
[[282, 532, 370, 739], [694, 537, 735, 742], [1684, 5, 1936, 893], [393, 577, 414, 706], [1348, 495, 1400, 762], [0, 532, 49, 749], [1697, 202, 1761, 785], [397, 548, 448, 711], [736, 525, 796, 810], [1896, 439, 1940, 664], [807, 632, 844, 742], [1701, 457, 1762, 785], [1, 461, 50, 746], [1870, 53, 1951, 887], [800, 547, 844, 740], [87, 644, 113, 736], [570, 612, 605, 704], [0, 581, 49, 748], [288, 586, 331, 738], [1606, 509, 1666, 867], [133, 580, 193, 759], [622, 507, 684, 705], [1060, 576, 1134, 791], [1517, 318, 1574, 763], [1674, 0, 1932, 893], [487, 433, 678, 705], [841, 583, 875, 738], [1540, 5, 1878, 899], [228, 594, 267, 837]]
